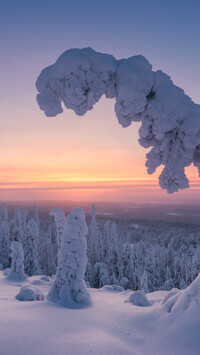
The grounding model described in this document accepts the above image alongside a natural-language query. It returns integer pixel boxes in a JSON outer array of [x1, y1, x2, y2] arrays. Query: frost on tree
[[48, 208, 91, 307], [36, 48, 200, 193], [7, 241, 27, 281]]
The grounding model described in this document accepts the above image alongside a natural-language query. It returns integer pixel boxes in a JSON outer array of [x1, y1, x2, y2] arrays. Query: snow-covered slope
[[0, 271, 199, 355]]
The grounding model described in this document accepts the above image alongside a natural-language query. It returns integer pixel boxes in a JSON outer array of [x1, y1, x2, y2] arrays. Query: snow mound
[[31, 280, 47, 286], [100, 285, 124, 293], [40, 276, 50, 282], [7, 272, 27, 282], [162, 274, 200, 314], [127, 290, 151, 307], [16, 286, 44, 301], [36, 47, 200, 193]]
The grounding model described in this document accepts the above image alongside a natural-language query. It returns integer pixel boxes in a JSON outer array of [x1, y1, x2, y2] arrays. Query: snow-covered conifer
[[141, 270, 149, 293], [0, 203, 9, 223], [7, 241, 27, 281], [33, 204, 40, 231], [93, 262, 110, 288], [0, 222, 10, 269], [120, 242, 133, 289], [21, 209, 28, 245], [10, 208, 22, 242], [192, 246, 200, 279], [107, 222, 120, 283], [87, 204, 103, 267], [49, 208, 90, 307], [24, 219, 40, 276], [85, 261, 93, 287], [49, 208, 65, 250], [0, 203, 10, 268], [41, 225, 56, 276]]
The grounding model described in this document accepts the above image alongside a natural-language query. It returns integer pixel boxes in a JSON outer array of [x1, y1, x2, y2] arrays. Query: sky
[[1, 0, 200, 204]]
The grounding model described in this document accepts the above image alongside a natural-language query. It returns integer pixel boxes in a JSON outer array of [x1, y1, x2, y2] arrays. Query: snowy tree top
[[36, 47, 200, 193], [65, 207, 88, 236]]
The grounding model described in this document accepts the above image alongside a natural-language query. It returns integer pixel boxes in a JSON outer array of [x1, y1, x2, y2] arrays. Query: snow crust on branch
[[36, 48, 200, 193]]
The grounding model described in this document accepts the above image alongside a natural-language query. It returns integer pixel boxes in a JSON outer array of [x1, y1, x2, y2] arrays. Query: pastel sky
[[1, 0, 200, 203]]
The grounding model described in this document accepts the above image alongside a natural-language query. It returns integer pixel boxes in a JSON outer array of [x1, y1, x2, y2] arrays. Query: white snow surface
[[0, 271, 200, 355], [36, 47, 200, 193]]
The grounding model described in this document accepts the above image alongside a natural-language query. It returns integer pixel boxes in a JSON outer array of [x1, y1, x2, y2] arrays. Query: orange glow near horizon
[[1, 98, 200, 204], [1, 158, 200, 203]]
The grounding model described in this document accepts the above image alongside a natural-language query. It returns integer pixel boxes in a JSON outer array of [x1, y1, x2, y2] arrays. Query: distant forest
[[0, 203, 200, 292]]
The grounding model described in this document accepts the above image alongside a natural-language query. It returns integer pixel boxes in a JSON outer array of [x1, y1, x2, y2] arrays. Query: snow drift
[[161, 273, 200, 315], [16, 285, 44, 301], [36, 47, 200, 193], [1, 271, 200, 355]]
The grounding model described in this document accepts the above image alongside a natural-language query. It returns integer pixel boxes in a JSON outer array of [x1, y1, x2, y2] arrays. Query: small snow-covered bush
[[127, 290, 151, 307], [16, 286, 44, 301]]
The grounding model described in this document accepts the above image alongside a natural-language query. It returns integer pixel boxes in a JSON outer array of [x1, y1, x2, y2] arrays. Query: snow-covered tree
[[10, 208, 22, 242], [107, 222, 120, 283], [85, 261, 93, 287], [0, 204, 10, 269], [24, 219, 40, 276], [87, 204, 103, 266], [120, 242, 133, 290], [49, 208, 90, 307], [33, 204, 40, 231], [7, 241, 27, 281], [144, 246, 161, 292], [36, 47, 200, 193], [21, 209, 28, 245], [141, 270, 149, 293], [40, 225, 56, 276], [0, 203, 9, 224], [93, 262, 110, 288], [49, 208, 65, 250], [102, 220, 111, 262], [192, 246, 200, 279], [0, 221, 10, 269]]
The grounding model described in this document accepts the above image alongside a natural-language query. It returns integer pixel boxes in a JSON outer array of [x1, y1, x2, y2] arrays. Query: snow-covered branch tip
[[36, 47, 200, 193]]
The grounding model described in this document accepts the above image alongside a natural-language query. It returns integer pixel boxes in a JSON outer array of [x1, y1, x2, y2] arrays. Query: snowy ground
[[0, 271, 199, 355]]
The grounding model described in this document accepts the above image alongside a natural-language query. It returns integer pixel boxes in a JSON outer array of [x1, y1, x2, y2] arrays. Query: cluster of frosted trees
[[0, 203, 199, 292], [85, 205, 200, 292], [0, 203, 55, 278]]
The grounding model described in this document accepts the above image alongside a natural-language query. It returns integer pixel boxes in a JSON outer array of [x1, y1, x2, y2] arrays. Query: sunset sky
[[1, 0, 200, 203]]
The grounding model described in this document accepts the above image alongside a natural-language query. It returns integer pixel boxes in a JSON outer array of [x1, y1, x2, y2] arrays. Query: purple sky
[[1, 0, 200, 203]]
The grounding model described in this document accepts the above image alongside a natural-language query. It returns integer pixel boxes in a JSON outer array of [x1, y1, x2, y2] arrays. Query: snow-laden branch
[[36, 48, 200, 193]]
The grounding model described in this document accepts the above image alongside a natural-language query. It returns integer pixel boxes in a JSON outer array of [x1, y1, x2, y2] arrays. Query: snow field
[[0, 271, 200, 355]]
